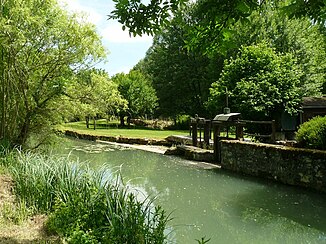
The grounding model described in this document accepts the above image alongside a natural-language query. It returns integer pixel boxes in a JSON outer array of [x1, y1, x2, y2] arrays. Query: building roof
[[302, 97, 326, 109]]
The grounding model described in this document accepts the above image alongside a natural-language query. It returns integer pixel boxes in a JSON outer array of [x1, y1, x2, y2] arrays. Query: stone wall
[[63, 130, 172, 146], [220, 140, 326, 193]]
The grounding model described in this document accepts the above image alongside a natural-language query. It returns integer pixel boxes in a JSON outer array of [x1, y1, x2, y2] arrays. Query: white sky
[[59, 0, 153, 76]]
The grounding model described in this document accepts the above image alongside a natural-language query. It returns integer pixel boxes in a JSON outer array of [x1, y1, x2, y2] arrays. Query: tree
[[283, 0, 326, 24], [112, 71, 158, 126], [139, 17, 213, 118], [208, 43, 306, 121], [231, 3, 326, 95], [139, 1, 326, 120], [63, 69, 127, 129], [0, 0, 105, 147], [109, 0, 326, 53]]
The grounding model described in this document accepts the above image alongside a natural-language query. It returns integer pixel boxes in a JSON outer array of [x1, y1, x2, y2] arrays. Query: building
[[300, 97, 326, 123]]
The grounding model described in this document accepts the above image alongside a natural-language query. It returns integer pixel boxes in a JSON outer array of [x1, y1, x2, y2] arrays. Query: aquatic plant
[[6, 152, 170, 243]]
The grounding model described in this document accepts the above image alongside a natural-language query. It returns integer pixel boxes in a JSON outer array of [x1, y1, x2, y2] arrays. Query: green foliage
[[112, 70, 158, 119], [63, 69, 127, 121], [141, 1, 326, 120], [184, 0, 261, 55], [140, 12, 214, 118], [1, 200, 34, 225], [7, 152, 170, 243], [109, 0, 186, 36], [208, 43, 304, 120], [0, 0, 106, 147], [283, 0, 326, 24], [196, 236, 211, 244], [170, 115, 191, 130], [296, 116, 326, 150], [233, 4, 326, 97], [109, 0, 326, 53]]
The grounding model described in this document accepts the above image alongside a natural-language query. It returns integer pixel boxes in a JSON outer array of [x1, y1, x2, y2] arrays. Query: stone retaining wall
[[165, 145, 214, 162], [63, 130, 172, 146], [220, 140, 326, 193]]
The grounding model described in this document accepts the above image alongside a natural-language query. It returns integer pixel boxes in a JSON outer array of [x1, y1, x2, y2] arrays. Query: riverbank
[[0, 174, 59, 243], [0, 151, 169, 243], [62, 129, 326, 194], [59, 122, 189, 140]]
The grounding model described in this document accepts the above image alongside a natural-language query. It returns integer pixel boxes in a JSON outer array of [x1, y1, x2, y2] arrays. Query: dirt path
[[0, 175, 60, 243]]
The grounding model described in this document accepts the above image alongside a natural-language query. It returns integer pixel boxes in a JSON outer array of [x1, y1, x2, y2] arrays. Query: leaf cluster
[[109, 0, 326, 55], [296, 116, 326, 150], [63, 69, 127, 121], [112, 70, 158, 118], [208, 43, 304, 119], [109, 0, 186, 36], [0, 0, 106, 147]]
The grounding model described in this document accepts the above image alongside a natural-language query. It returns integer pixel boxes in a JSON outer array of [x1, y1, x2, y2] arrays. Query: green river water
[[56, 138, 326, 244]]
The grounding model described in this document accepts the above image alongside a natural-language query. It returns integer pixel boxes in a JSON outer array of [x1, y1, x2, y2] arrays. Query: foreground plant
[[5, 152, 170, 243], [296, 116, 326, 150]]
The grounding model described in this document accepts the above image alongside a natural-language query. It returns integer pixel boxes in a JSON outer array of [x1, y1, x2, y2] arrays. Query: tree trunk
[[15, 118, 30, 147], [86, 116, 89, 128], [120, 115, 125, 127], [93, 117, 96, 130]]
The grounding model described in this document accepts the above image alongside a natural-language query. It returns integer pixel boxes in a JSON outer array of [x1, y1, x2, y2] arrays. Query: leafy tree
[[0, 0, 105, 147], [141, 1, 326, 119], [112, 71, 158, 126], [63, 69, 127, 129], [231, 3, 326, 96], [109, 0, 326, 53], [208, 43, 306, 121], [283, 0, 326, 24], [139, 15, 213, 118]]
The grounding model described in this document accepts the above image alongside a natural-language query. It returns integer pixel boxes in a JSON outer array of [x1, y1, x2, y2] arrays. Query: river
[[54, 138, 326, 243]]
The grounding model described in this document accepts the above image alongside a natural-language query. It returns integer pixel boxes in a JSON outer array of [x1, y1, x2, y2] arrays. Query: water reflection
[[55, 138, 326, 243]]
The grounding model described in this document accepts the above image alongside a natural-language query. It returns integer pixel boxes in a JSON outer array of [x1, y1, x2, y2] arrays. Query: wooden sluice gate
[[190, 113, 276, 163]]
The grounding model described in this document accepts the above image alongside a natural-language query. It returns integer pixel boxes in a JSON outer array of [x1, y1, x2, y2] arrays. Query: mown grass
[[59, 120, 189, 140], [0, 149, 170, 243]]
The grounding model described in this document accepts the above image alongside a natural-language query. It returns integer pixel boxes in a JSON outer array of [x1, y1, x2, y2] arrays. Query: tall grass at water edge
[[0, 149, 170, 243]]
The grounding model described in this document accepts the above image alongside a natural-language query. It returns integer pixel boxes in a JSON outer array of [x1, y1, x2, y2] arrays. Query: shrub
[[167, 115, 191, 130], [296, 116, 326, 150]]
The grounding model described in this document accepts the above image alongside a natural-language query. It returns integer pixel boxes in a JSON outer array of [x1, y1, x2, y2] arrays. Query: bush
[[167, 115, 191, 130], [296, 116, 326, 150]]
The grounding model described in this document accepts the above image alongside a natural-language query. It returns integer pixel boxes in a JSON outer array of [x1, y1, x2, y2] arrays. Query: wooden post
[[239, 124, 244, 140], [235, 124, 240, 140], [271, 120, 276, 143], [213, 122, 221, 162], [199, 124, 202, 148], [192, 121, 197, 147], [204, 120, 211, 149]]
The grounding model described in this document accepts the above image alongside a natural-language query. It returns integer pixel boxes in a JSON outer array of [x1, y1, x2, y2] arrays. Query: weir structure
[[190, 113, 276, 162]]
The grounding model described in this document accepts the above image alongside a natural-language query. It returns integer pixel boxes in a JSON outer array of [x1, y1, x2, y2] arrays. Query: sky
[[59, 0, 153, 76]]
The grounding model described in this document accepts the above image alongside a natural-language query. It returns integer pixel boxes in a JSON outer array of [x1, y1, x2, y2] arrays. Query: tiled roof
[[302, 97, 326, 108]]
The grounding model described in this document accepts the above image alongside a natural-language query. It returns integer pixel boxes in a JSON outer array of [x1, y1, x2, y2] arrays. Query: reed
[[4, 151, 169, 243]]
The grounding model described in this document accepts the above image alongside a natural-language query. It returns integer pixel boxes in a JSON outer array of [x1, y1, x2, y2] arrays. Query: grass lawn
[[59, 120, 189, 140]]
